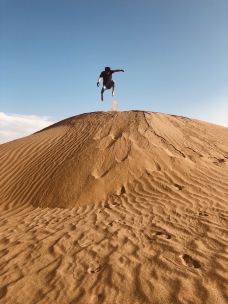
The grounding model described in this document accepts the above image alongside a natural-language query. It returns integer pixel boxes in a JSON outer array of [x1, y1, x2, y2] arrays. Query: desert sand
[[0, 111, 227, 304]]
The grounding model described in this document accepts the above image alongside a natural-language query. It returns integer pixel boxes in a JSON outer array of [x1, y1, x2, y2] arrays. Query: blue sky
[[0, 0, 228, 138]]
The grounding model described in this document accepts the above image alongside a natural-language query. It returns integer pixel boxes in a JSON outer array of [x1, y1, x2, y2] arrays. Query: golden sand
[[0, 111, 227, 303]]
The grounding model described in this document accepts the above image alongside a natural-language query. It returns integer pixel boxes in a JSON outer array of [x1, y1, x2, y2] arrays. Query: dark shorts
[[103, 80, 115, 90]]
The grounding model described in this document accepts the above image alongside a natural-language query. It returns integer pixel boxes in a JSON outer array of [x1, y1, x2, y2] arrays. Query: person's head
[[105, 66, 111, 73]]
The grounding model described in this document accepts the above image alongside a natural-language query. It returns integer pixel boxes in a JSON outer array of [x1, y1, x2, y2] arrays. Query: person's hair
[[105, 67, 111, 71]]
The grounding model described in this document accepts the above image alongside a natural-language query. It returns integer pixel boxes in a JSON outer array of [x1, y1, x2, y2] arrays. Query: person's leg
[[101, 86, 106, 101], [112, 80, 115, 96]]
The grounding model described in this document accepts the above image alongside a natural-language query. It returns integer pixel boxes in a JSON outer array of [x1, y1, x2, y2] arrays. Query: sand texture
[[0, 111, 228, 304]]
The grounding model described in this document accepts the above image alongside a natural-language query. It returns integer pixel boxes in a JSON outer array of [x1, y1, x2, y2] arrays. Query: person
[[97, 67, 125, 101]]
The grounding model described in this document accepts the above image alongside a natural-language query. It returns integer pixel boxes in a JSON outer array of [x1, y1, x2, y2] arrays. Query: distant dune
[[0, 111, 227, 304]]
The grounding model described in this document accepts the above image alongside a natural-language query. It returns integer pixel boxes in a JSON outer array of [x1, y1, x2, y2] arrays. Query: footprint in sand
[[180, 254, 201, 269], [112, 201, 121, 207], [119, 185, 126, 195], [103, 203, 111, 209], [212, 158, 226, 166], [117, 220, 126, 225], [64, 223, 77, 231], [87, 264, 103, 274], [90, 293, 104, 303], [104, 201, 120, 209], [173, 184, 184, 191], [155, 231, 171, 239], [198, 211, 208, 217], [218, 158, 226, 163], [145, 231, 171, 241]]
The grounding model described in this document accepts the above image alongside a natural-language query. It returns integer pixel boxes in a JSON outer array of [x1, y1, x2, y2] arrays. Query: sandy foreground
[[0, 111, 227, 304]]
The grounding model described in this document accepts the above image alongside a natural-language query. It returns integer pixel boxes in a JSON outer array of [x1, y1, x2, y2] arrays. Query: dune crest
[[0, 111, 227, 304]]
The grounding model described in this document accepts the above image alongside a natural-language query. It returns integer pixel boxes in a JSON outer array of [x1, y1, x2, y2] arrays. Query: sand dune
[[0, 111, 227, 304]]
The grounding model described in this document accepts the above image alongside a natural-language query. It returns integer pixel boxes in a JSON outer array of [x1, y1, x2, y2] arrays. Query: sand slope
[[0, 111, 227, 304]]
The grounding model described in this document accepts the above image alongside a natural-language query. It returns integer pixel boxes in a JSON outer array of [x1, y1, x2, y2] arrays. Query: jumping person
[[97, 67, 125, 101]]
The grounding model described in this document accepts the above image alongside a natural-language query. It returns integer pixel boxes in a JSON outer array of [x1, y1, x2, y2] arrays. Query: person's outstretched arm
[[97, 77, 102, 87], [97, 73, 103, 87], [112, 69, 125, 73]]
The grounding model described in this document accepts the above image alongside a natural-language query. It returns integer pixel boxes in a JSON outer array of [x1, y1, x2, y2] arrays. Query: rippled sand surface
[[0, 111, 227, 304]]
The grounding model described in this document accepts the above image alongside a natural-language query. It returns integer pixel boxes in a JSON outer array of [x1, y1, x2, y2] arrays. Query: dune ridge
[[0, 111, 227, 304]]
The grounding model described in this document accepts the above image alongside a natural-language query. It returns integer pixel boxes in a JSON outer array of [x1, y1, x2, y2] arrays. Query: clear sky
[[1, 0, 228, 130]]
